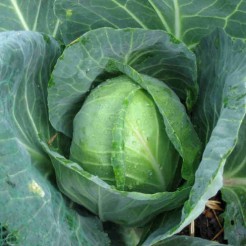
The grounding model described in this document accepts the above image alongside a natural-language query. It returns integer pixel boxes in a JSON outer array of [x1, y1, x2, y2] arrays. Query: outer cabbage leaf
[[0, 0, 60, 37], [48, 27, 197, 137], [54, 0, 246, 46], [41, 142, 190, 226], [222, 186, 246, 246], [0, 31, 109, 246], [142, 29, 246, 245], [102, 223, 143, 246], [155, 235, 228, 246], [222, 116, 246, 245]]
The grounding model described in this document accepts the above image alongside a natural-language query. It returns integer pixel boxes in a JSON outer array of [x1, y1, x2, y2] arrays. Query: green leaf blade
[[0, 31, 109, 246], [143, 28, 246, 245], [42, 141, 191, 227], [222, 185, 246, 246], [0, 0, 60, 37], [55, 0, 246, 46], [48, 27, 198, 137]]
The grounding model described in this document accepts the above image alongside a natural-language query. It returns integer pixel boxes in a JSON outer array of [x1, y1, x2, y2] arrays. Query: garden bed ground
[[179, 192, 227, 244]]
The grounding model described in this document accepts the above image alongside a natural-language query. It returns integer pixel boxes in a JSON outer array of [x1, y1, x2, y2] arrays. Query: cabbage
[[0, 1, 245, 245]]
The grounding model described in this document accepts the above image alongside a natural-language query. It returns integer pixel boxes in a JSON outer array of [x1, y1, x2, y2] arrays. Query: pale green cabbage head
[[70, 75, 180, 194]]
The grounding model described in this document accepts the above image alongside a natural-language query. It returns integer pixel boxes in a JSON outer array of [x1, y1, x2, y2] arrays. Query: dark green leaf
[[55, 0, 246, 46], [155, 235, 227, 245], [48, 27, 197, 137], [143, 28, 246, 245], [0, 0, 60, 37], [222, 185, 246, 246], [42, 141, 190, 227], [0, 31, 109, 246], [222, 116, 246, 245]]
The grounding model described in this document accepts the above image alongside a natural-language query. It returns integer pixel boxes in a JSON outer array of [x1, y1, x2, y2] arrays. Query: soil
[[179, 192, 227, 244]]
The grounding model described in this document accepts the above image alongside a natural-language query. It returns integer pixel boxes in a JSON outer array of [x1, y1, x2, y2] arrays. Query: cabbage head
[[46, 28, 202, 226], [70, 75, 181, 194]]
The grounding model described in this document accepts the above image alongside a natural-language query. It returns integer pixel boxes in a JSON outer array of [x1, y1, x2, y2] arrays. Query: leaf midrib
[[126, 119, 165, 187], [224, 178, 246, 186], [10, 0, 29, 30], [111, 0, 148, 29]]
